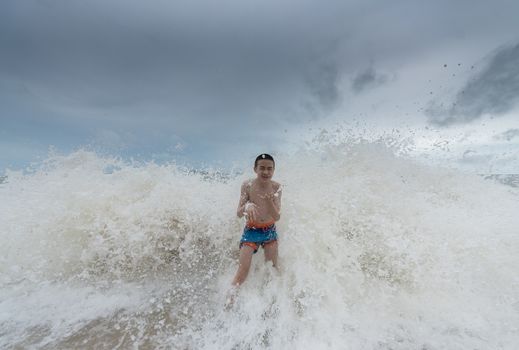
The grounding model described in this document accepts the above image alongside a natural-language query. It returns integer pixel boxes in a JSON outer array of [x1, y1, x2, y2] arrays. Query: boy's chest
[[248, 187, 272, 203]]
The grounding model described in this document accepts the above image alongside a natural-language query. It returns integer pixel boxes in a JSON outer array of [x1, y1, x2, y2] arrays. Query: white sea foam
[[1, 132, 518, 349]]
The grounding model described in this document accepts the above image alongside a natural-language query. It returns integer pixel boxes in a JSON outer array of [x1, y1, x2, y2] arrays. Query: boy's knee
[[238, 263, 251, 273]]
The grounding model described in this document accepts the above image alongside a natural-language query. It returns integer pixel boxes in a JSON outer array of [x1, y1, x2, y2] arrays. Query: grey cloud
[[351, 67, 388, 93], [0, 0, 362, 134], [427, 43, 519, 126], [4, 0, 516, 123], [306, 63, 340, 110], [493, 128, 519, 141], [2, 0, 519, 163]]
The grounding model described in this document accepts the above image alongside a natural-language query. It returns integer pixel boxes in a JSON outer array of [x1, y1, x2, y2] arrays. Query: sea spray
[[1, 134, 518, 349]]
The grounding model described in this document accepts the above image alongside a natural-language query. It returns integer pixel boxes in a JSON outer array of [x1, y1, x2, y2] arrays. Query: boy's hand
[[244, 202, 258, 222]]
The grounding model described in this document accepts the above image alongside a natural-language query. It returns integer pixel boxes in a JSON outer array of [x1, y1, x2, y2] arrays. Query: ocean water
[[1, 136, 518, 349]]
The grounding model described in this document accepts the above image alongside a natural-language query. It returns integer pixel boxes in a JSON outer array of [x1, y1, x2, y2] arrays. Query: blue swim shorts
[[239, 222, 278, 253]]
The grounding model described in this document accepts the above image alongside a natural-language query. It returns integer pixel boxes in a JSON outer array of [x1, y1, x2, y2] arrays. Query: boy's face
[[254, 159, 275, 183]]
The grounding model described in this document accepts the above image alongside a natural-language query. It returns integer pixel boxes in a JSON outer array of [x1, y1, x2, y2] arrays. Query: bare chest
[[248, 189, 271, 204]]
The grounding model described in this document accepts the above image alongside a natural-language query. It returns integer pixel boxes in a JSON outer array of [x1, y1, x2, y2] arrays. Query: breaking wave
[[1, 131, 518, 349]]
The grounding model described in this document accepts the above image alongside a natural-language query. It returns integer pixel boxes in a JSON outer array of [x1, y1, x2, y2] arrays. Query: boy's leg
[[263, 240, 278, 268], [232, 245, 255, 286]]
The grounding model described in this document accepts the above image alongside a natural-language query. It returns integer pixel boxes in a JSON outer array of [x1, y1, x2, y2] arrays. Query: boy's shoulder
[[241, 179, 255, 190], [242, 178, 255, 186], [271, 180, 281, 189]]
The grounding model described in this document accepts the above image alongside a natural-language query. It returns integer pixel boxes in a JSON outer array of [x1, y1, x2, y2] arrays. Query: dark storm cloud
[[0, 0, 359, 132], [2, 0, 519, 169], [351, 67, 388, 93], [306, 63, 341, 110], [5, 0, 516, 129], [427, 43, 519, 126]]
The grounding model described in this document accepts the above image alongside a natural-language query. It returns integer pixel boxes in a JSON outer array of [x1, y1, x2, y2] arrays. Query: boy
[[231, 154, 282, 287]]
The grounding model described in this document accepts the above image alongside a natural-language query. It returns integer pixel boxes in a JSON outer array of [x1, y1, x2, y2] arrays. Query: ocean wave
[[1, 134, 518, 349]]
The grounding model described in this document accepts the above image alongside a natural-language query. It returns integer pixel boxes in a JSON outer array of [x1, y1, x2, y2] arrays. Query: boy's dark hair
[[254, 154, 275, 168]]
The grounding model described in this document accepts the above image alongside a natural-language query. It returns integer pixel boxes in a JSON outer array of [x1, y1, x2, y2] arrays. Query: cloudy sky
[[1, 0, 518, 172]]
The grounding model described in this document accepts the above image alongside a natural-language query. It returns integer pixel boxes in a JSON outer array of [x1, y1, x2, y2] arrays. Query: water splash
[[1, 133, 518, 349]]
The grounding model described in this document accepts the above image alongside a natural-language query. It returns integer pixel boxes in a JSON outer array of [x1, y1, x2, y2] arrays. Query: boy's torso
[[247, 179, 280, 224]]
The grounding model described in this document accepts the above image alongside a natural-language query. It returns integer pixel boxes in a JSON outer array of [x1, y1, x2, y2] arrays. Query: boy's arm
[[266, 186, 282, 221], [236, 181, 250, 218]]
